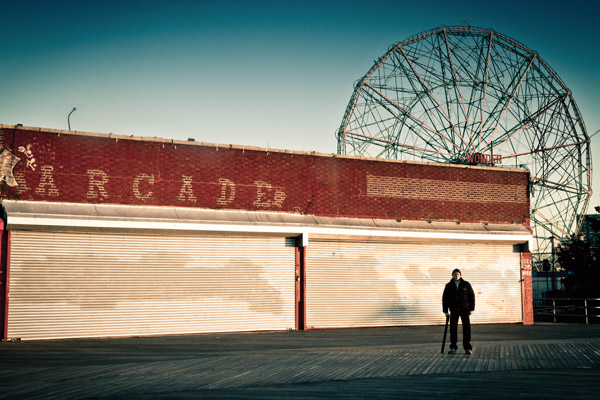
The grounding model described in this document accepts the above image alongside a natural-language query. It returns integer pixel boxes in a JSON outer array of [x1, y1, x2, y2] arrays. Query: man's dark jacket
[[442, 278, 475, 313]]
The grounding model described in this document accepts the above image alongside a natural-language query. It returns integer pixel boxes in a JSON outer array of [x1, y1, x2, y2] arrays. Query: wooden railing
[[533, 298, 600, 324]]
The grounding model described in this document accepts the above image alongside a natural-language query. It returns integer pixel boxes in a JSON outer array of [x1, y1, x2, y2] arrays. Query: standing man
[[442, 268, 475, 354]]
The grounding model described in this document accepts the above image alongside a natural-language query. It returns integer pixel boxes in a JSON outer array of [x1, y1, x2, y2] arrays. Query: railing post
[[584, 299, 588, 324], [552, 299, 556, 323]]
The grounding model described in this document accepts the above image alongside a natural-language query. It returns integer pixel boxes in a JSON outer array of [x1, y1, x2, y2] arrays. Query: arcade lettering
[[35, 165, 59, 196], [133, 174, 154, 200], [21, 165, 287, 210], [87, 169, 109, 199], [216, 178, 235, 205], [0, 144, 288, 210], [176, 175, 197, 203]]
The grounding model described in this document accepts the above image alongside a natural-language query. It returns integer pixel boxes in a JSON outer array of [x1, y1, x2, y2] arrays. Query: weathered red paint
[[521, 252, 534, 325], [0, 126, 530, 226]]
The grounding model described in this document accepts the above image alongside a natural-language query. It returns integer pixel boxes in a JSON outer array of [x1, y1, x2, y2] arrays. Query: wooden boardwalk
[[1, 325, 600, 399]]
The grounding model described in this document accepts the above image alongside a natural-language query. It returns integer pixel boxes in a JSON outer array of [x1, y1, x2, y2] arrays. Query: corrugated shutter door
[[7, 232, 296, 340], [306, 240, 522, 328]]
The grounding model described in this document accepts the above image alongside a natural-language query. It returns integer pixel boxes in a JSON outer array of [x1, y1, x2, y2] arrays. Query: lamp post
[[550, 235, 556, 293], [68, 107, 77, 130]]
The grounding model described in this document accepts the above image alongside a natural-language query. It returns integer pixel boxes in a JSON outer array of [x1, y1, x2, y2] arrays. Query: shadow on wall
[[308, 253, 416, 326], [11, 246, 287, 315]]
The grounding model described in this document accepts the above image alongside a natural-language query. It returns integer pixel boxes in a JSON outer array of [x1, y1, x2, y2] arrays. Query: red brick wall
[[0, 126, 530, 225]]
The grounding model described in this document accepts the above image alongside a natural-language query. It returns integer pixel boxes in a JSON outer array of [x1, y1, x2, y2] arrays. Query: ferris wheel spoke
[[476, 32, 494, 152], [388, 51, 453, 145], [342, 130, 455, 158], [547, 140, 586, 171], [361, 82, 465, 155], [532, 208, 570, 237], [360, 99, 401, 140], [441, 29, 475, 148], [491, 93, 569, 153], [338, 89, 367, 145], [478, 52, 530, 148], [397, 45, 472, 152], [531, 176, 588, 196], [501, 139, 587, 160], [400, 37, 475, 153], [480, 54, 537, 152], [363, 48, 398, 85], [456, 35, 489, 148], [534, 194, 579, 235], [359, 87, 440, 150]]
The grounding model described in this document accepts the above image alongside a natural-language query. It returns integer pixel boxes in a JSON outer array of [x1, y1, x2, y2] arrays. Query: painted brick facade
[[0, 125, 530, 225]]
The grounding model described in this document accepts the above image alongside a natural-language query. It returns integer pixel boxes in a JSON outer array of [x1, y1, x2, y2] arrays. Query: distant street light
[[549, 235, 557, 293], [68, 107, 77, 130]]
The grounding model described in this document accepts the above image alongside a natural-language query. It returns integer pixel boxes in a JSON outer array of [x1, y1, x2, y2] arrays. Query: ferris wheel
[[337, 26, 592, 263]]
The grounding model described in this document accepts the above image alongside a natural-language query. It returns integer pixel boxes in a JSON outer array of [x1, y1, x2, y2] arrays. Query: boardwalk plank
[[2, 325, 600, 399]]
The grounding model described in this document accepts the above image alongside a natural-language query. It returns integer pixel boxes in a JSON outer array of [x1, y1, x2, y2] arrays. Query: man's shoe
[[465, 349, 473, 355], [448, 349, 456, 354]]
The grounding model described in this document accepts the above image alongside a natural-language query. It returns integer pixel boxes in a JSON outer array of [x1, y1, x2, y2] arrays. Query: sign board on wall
[[0, 125, 530, 225]]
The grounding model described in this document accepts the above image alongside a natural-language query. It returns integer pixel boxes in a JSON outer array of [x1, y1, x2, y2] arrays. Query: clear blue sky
[[1, 0, 599, 209]]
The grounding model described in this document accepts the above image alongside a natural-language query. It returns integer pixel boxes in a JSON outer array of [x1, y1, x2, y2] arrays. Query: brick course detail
[[0, 126, 530, 225], [367, 174, 527, 203]]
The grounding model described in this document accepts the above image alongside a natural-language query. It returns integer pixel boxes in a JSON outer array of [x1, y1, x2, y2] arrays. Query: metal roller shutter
[[7, 232, 296, 340], [306, 240, 522, 329]]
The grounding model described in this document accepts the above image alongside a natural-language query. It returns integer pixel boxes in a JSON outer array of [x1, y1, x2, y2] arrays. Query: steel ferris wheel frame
[[337, 26, 592, 264]]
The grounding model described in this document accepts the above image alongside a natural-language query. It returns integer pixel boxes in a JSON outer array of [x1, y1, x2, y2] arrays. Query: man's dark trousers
[[449, 310, 472, 351]]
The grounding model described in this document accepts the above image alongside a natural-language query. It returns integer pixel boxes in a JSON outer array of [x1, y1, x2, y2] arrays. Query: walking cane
[[441, 313, 450, 354]]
